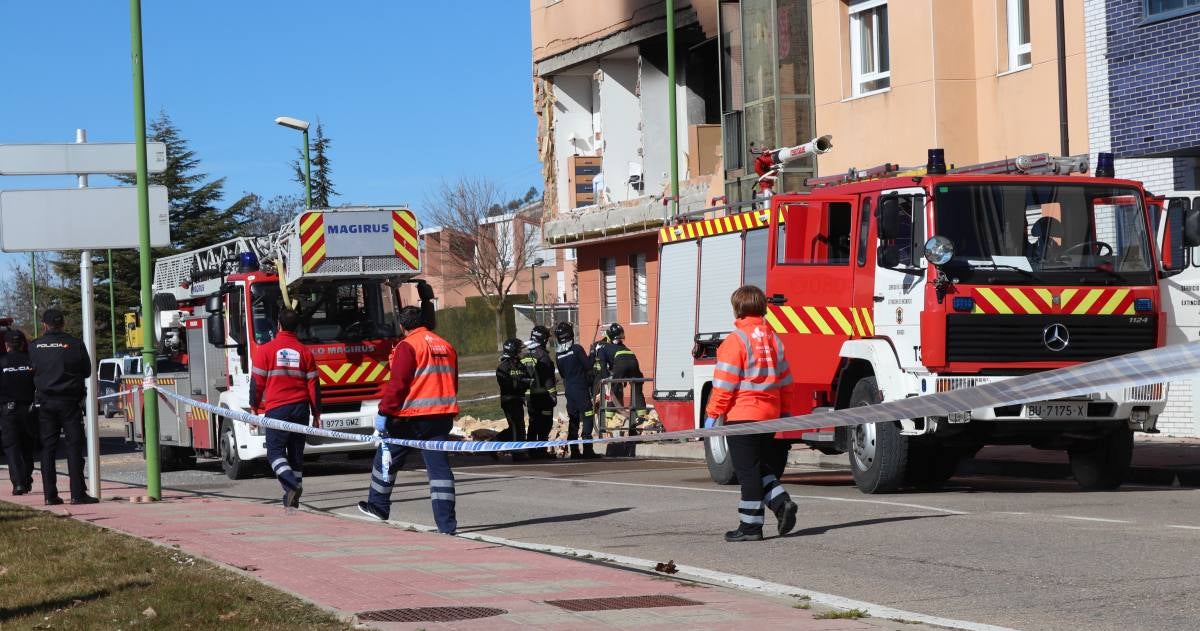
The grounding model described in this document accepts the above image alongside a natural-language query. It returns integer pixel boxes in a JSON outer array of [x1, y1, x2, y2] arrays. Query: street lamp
[[530, 257, 544, 325], [539, 272, 551, 326], [275, 116, 311, 208]]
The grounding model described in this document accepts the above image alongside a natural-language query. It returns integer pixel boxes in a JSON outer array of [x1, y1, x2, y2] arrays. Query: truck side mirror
[[1184, 206, 1200, 248], [206, 313, 226, 347], [205, 294, 223, 314], [877, 194, 900, 240], [877, 244, 900, 269]]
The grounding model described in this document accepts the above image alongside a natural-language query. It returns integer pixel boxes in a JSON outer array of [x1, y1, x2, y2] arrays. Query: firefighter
[[358, 306, 460, 534], [602, 324, 647, 429], [0, 330, 37, 495], [704, 285, 799, 542], [553, 322, 600, 459], [521, 325, 557, 458], [30, 309, 95, 505], [494, 337, 529, 462], [250, 308, 321, 511]]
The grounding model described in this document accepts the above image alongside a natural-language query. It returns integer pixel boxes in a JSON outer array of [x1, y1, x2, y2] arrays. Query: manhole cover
[[356, 606, 507, 622], [544, 594, 702, 612]]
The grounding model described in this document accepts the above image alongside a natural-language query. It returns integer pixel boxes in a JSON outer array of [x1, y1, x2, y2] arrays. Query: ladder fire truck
[[121, 206, 431, 479], [654, 146, 1187, 493]]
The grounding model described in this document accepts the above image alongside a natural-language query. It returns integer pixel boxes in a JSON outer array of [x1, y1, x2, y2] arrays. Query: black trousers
[[0, 402, 37, 490], [264, 402, 310, 494], [727, 430, 792, 529], [38, 399, 87, 502], [526, 395, 555, 441], [494, 397, 526, 442]]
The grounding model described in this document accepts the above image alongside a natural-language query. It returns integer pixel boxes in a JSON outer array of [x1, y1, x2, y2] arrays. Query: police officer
[[521, 325, 557, 458], [553, 322, 600, 459], [358, 306, 460, 534], [494, 338, 530, 461], [30, 309, 95, 505], [250, 308, 321, 510], [0, 330, 37, 495], [599, 324, 647, 428]]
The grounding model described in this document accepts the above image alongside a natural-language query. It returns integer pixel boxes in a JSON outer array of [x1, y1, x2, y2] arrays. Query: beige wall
[[532, 0, 693, 63], [811, 0, 1087, 175]]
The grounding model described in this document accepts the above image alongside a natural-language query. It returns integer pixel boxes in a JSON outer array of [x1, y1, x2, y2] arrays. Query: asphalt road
[[91, 437, 1199, 631]]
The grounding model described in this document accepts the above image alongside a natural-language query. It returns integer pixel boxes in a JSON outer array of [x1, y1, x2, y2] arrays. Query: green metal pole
[[108, 250, 117, 356], [303, 128, 312, 208], [130, 0, 160, 500], [666, 0, 679, 219], [29, 253, 37, 337]]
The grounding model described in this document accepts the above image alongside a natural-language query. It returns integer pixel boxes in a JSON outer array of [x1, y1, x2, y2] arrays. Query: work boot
[[12, 485, 29, 496], [357, 501, 387, 522], [724, 525, 764, 542], [569, 445, 582, 460], [773, 499, 798, 536], [581, 444, 602, 459], [44, 496, 63, 506], [284, 486, 303, 509], [70, 496, 100, 505]]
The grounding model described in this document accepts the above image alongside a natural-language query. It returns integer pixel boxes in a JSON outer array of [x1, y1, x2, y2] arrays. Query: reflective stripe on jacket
[[250, 331, 320, 414], [704, 316, 794, 422], [384, 327, 459, 418]]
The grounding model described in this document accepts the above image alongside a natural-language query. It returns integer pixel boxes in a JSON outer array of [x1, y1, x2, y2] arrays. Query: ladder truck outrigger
[[654, 143, 1184, 493], [121, 206, 433, 479]]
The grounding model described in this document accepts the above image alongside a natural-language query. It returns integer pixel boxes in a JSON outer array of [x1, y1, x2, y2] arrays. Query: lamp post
[[530, 257, 544, 325], [275, 116, 311, 208], [539, 272, 551, 326]]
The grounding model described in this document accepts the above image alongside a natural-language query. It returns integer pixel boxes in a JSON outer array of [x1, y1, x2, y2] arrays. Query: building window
[[849, 0, 890, 96], [629, 253, 648, 323], [600, 257, 617, 323], [1145, 0, 1200, 21], [1007, 0, 1031, 70]]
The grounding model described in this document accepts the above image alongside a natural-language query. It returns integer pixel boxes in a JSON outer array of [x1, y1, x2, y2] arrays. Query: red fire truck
[[121, 206, 432, 478], [653, 149, 1192, 493]]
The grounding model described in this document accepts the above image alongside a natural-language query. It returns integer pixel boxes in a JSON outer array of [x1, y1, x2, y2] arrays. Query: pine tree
[[292, 119, 337, 208]]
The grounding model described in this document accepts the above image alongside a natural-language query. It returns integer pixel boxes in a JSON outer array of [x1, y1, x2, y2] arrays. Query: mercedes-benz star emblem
[[1042, 323, 1070, 352]]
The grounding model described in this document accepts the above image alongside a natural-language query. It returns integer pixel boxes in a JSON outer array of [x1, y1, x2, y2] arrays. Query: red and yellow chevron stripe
[[318, 359, 390, 386], [971, 287, 1136, 315], [659, 208, 787, 244], [299, 212, 328, 273], [765, 304, 875, 337], [392, 210, 420, 269]]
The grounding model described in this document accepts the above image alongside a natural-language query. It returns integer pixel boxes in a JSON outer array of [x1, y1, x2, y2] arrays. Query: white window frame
[[629, 253, 648, 323], [600, 256, 618, 323], [849, 0, 891, 97], [1007, 0, 1032, 71]]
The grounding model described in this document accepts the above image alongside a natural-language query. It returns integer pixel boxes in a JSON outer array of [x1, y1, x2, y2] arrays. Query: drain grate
[[544, 594, 702, 612], [356, 606, 507, 622]]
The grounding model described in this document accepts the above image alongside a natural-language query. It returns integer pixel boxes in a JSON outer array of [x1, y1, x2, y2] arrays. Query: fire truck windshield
[[249, 280, 400, 344], [932, 183, 1154, 285]]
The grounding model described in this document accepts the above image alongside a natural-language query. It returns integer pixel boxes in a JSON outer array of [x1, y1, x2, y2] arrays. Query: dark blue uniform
[[556, 342, 598, 458]]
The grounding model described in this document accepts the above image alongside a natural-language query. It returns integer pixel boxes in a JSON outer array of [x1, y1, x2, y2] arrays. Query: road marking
[[1167, 524, 1200, 531], [1050, 515, 1132, 524], [453, 470, 968, 515], [338, 509, 1014, 631]]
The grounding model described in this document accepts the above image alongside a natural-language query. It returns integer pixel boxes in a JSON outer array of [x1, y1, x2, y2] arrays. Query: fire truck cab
[[655, 150, 1175, 493]]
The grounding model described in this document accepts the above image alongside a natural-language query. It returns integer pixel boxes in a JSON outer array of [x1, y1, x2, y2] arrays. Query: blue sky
[[0, 2, 541, 234]]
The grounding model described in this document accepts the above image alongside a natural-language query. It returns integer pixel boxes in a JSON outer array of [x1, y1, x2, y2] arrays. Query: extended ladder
[[805, 153, 1091, 188]]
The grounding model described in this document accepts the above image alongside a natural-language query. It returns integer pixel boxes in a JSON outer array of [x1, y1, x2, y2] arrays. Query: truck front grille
[[946, 314, 1156, 363]]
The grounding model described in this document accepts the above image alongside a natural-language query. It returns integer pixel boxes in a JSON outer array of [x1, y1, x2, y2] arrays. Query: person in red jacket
[[357, 306, 460, 534], [705, 285, 799, 542], [251, 308, 320, 511]]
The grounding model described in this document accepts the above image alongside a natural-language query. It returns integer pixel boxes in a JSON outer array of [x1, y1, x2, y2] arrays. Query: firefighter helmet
[[530, 325, 551, 346], [502, 338, 523, 358], [606, 322, 625, 341], [553, 321, 574, 344]]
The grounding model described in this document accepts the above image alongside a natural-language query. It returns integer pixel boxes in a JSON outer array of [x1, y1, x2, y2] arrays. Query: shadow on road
[[460, 507, 634, 533], [787, 513, 951, 537]]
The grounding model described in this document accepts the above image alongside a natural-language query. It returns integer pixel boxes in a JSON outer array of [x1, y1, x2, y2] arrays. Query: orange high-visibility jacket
[[380, 326, 460, 418], [704, 316, 794, 422]]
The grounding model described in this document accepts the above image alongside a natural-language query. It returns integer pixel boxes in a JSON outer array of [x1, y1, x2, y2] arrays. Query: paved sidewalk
[[1, 469, 893, 631]]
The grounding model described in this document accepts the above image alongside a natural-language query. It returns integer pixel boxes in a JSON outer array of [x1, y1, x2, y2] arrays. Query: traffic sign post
[[0, 186, 169, 251], [0, 141, 166, 175]]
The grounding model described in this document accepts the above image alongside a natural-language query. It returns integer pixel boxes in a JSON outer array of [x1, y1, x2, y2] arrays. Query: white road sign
[[0, 142, 167, 175], [0, 186, 170, 251]]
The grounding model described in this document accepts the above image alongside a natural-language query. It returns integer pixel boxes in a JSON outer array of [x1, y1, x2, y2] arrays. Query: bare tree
[[425, 177, 543, 347], [242, 193, 305, 235], [0, 253, 60, 335]]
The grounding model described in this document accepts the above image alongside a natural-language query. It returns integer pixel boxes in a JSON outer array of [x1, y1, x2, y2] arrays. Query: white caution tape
[[144, 341, 1200, 452]]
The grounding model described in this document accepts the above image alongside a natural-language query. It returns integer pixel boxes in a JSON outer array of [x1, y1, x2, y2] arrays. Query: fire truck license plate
[[1027, 402, 1088, 418], [322, 418, 364, 429]]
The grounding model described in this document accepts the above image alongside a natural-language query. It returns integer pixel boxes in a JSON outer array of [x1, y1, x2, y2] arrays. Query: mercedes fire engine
[[653, 147, 1186, 493], [121, 206, 431, 479]]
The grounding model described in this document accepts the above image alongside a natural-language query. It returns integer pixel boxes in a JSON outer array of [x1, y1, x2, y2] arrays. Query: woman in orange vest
[[705, 285, 799, 542]]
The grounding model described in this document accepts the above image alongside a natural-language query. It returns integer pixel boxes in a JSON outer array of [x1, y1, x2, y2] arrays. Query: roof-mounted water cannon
[[753, 134, 833, 204]]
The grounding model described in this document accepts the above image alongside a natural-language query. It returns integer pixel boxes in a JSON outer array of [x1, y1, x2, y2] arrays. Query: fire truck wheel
[[1068, 426, 1133, 491], [704, 420, 738, 485], [847, 377, 908, 494], [219, 420, 253, 480]]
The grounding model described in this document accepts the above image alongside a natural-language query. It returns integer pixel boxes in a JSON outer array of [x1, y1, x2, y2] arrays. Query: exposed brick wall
[[1104, 0, 1200, 158]]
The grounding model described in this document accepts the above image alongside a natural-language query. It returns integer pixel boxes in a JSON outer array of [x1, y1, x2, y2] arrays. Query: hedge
[[436, 294, 530, 354]]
